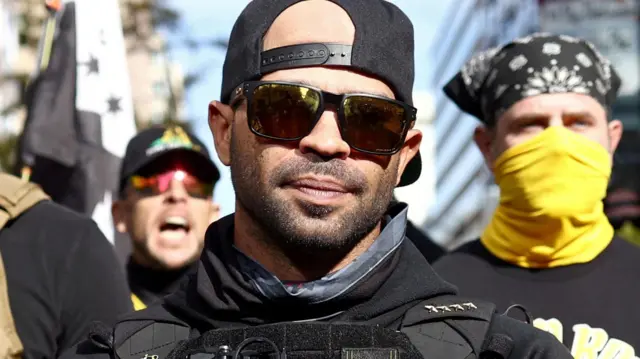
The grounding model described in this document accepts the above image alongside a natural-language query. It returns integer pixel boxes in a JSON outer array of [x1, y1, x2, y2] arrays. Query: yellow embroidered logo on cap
[[146, 126, 201, 156]]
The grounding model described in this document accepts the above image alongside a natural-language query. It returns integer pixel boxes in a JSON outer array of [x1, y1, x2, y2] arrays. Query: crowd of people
[[1, 0, 638, 358]]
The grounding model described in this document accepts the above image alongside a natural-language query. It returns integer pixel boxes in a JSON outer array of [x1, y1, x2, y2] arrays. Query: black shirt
[[433, 238, 640, 355], [0, 201, 133, 359], [127, 258, 194, 308]]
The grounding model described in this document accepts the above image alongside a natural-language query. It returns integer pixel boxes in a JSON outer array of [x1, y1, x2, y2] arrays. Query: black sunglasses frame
[[230, 80, 417, 156]]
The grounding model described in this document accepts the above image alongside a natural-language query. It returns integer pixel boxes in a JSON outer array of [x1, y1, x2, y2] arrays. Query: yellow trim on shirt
[[131, 293, 147, 311]]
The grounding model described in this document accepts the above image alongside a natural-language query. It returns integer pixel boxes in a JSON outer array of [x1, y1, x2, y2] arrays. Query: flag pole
[[38, 0, 63, 71], [20, 0, 62, 182]]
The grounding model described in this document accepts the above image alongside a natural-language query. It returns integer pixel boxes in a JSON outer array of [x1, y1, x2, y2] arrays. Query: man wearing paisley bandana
[[434, 33, 640, 356]]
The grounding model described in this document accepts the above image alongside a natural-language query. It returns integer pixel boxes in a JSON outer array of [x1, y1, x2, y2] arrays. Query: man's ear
[[112, 200, 128, 234], [608, 119, 623, 155], [396, 129, 422, 186], [209, 101, 234, 166], [473, 125, 494, 172]]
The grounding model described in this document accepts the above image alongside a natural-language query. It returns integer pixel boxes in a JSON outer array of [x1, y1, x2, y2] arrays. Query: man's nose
[[165, 177, 189, 202], [298, 111, 351, 159], [548, 116, 564, 128]]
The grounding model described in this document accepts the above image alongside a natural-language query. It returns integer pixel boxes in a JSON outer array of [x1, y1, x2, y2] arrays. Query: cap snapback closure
[[260, 43, 352, 73]]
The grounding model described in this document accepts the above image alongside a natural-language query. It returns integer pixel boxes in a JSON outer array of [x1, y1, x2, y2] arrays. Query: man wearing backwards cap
[[62, 3, 568, 359], [434, 33, 640, 355]]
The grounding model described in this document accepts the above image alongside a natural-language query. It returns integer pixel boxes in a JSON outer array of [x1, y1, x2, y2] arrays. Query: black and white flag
[[19, 0, 136, 246]]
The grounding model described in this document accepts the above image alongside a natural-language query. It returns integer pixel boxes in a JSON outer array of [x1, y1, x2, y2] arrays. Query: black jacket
[[1, 201, 133, 359], [61, 211, 569, 359]]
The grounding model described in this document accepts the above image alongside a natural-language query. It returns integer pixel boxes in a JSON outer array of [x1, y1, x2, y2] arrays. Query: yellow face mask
[[481, 126, 614, 268]]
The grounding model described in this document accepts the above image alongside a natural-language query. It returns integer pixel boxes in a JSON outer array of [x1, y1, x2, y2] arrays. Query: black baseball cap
[[220, 0, 421, 187], [118, 126, 220, 193]]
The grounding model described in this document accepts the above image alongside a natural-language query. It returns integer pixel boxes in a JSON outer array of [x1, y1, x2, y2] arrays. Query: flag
[[19, 0, 136, 250]]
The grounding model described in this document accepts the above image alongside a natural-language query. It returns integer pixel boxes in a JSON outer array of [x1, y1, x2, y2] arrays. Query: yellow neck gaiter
[[482, 126, 614, 268]]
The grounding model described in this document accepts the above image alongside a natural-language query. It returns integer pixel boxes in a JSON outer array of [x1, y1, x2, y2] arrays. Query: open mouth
[[159, 216, 191, 243]]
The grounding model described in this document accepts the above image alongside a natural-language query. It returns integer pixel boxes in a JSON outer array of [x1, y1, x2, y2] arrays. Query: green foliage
[[0, 75, 27, 173], [0, 133, 19, 173]]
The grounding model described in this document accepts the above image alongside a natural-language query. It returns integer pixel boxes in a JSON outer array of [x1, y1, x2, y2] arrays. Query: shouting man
[[112, 125, 220, 309]]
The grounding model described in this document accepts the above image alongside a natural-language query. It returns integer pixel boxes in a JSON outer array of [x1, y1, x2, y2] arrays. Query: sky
[[164, 0, 452, 217]]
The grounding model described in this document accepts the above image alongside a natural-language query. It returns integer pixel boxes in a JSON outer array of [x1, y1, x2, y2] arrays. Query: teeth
[[164, 216, 188, 227]]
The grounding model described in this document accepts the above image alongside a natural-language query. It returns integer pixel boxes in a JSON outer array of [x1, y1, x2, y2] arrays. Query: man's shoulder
[[17, 199, 92, 226], [488, 314, 570, 357], [402, 294, 569, 358], [60, 302, 185, 359], [1, 200, 113, 269], [4, 200, 107, 246], [404, 303, 570, 358]]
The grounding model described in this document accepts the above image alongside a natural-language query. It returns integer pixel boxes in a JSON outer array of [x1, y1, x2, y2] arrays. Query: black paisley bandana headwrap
[[443, 33, 622, 125]]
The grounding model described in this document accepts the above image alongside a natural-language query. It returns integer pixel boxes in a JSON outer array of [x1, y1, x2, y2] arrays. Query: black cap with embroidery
[[118, 126, 220, 193], [220, 0, 421, 187]]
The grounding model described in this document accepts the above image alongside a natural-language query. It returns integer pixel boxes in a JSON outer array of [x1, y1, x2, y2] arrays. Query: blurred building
[[0, 0, 184, 137], [394, 90, 437, 227], [539, 0, 639, 130], [423, 0, 539, 249], [119, 0, 185, 125], [0, 0, 21, 137], [124, 34, 185, 126], [538, 0, 640, 239]]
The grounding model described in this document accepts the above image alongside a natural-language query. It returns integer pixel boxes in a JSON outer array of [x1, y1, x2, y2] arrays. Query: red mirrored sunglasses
[[130, 170, 213, 199]]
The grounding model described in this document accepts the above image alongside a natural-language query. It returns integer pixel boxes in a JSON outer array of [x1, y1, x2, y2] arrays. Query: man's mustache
[[271, 155, 368, 194]]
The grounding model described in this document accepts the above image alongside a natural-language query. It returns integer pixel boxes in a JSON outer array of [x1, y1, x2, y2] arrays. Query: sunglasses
[[130, 170, 213, 199], [230, 81, 417, 155]]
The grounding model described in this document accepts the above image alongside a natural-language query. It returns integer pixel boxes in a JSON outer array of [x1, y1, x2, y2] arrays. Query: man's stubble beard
[[229, 125, 397, 261]]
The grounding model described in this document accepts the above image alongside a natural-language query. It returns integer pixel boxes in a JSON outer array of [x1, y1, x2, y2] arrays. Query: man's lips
[[285, 177, 350, 192], [284, 177, 354, 200]]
